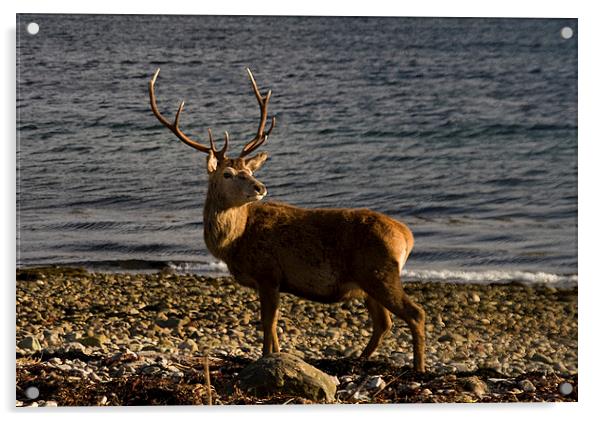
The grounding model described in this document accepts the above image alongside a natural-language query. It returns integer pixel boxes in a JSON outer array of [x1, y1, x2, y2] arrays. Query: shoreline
[[16, 267, 578, 405], [15, 262, 578, 288]]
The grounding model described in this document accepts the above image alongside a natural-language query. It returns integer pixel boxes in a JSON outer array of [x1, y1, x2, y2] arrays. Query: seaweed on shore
[[16, 354, 577, 406]]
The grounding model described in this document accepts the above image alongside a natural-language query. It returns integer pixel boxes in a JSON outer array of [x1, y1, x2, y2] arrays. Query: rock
[[89, 372, 102, 382], [554, 361, 568, 373], [178, 339, 199, 353], [158, 339, 175, 349], [518, 379, 536, 393], [343, 347, 361, 358], [467, 332, 479, 342], [450, 362, 470, 372], [237, 352, 337, 402], [482, 359, 503, 373], [531, 353, 553, 364], [437, 333, 466, 344], [64, 332, 82, 342], [487, 377, 513, 385], [350, 390, 370, 402], [470, 293, 481, 303], [366, 375, 386, 391], [156, 316, 189, 329], [79, 335, 108, 348], [56, 364, 73, 371], [43, 330, 61, 346], [142, 301, 170, 312], [18, 336, 42, 351], [461, 376, 489, 397], [141, 365, 163, 376], [345, 382, 357, 391], [339, 375, 355, 384], [106, 349, 138, 365], [434, 364, 457, 375], [407, 382, 421, 390], [64, 342, 87, 353], [359, 329, 371, 337]]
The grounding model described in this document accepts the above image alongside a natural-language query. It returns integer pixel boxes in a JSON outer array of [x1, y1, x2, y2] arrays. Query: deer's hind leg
[[361, 271, 426, 372], [359, 296, 392, 359]]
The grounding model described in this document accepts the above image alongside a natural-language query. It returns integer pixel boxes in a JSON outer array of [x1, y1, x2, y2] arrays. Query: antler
[[149, 68, 229, 158], [239, 68, 276, 158]]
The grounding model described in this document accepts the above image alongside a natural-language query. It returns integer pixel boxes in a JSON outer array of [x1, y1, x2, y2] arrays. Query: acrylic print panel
[[16, 14, 577, 406]]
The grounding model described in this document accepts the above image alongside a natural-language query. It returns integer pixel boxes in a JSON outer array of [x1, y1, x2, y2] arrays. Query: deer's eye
[[223, 172, 233, 179]]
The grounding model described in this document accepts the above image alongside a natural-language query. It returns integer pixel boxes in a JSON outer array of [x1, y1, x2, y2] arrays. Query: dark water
[[16, 15, 577, 285]]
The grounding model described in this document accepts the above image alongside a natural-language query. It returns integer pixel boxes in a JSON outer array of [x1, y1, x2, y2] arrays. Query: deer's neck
[[203, 189, 249, 261]]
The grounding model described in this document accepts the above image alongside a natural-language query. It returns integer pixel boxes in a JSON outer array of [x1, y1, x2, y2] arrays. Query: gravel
[[16, 267, 578, 405]]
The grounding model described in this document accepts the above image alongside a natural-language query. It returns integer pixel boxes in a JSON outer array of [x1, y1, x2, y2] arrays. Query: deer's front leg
[[258, 287, 280, 355]]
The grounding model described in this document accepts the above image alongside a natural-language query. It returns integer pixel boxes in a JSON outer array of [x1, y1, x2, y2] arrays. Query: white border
[[4, 0, 584, 17], [3, 1, 600, 421]]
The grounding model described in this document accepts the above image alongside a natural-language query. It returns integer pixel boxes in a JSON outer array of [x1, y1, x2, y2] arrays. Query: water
[[16, 15, 578, 286]]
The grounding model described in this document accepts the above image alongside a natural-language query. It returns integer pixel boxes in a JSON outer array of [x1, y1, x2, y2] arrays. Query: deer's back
[[226, 201, 413, 303]]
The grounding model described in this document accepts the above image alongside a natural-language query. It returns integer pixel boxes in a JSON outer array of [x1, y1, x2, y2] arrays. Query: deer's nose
[[254, 183, 267, 196]]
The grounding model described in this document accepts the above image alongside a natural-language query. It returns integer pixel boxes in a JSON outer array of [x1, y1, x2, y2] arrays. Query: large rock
[[18, 336, 42, 352], [237, 353, 337, 402], [461, 376, 489, 398]]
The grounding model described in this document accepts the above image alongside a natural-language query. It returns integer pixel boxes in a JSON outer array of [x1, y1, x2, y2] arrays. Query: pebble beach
[[16, 267, 578, 405]]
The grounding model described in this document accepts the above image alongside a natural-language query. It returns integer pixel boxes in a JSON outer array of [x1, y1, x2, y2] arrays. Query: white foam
[[403, 269, 577, 287], [168, 260, 229, 275], [168, 260, 577, 288]]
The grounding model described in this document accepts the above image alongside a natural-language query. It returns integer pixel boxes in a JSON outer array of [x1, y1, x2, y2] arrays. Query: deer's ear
[[245, 152, 268, 172], [207, 150, 218, 174]]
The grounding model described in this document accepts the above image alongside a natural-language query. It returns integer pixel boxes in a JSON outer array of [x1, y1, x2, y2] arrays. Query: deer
[[148, 68, 427, 372]]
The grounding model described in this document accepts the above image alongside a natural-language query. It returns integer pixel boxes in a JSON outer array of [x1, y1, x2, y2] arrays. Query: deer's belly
[[230, 269, 259, 289], [281, 270, 364, 304]]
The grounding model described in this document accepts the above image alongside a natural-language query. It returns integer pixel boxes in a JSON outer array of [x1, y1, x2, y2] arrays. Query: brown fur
[[202, 156, 426, 372]]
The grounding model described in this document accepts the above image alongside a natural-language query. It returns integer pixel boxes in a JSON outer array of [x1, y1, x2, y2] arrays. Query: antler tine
[[206, 128, 229, 159], [220, 131, 229, 158], [243, 115, 275, 155], [240, 68, 276, 158], [207, 128, 216, 152], [149, 68, 213, 154]]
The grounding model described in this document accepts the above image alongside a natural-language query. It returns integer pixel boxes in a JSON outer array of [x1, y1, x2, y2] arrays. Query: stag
[[149, 68, 426, 372]]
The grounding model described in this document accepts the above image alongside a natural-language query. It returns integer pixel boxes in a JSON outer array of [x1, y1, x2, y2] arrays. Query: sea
[[16, 15, 578, 287]]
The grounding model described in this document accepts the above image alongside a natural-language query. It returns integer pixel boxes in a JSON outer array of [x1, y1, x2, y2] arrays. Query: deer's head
[[149, 68, 275, 207]]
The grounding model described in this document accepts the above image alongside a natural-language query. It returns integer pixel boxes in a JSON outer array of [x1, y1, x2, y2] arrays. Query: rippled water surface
[[17, 15, 577, 283]]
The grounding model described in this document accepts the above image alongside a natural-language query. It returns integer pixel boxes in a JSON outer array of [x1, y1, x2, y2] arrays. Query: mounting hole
[[26, 22, 40, 35], [560, 26, 573, 40], [25, 386, 40, 400], [559, 382, 573, 395]]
